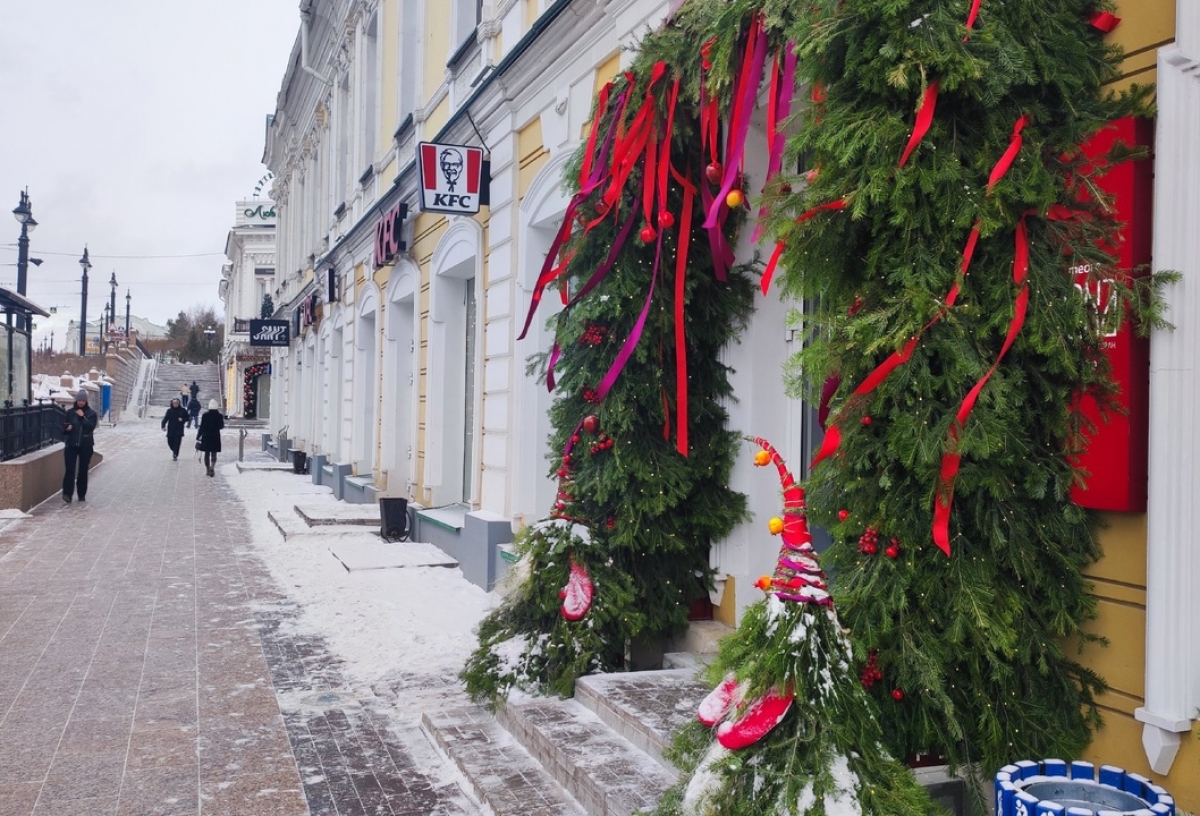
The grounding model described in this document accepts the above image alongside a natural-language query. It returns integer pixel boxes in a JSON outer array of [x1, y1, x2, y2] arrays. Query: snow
[[681, 741, 729, 812], [223, 456, 498, 695]]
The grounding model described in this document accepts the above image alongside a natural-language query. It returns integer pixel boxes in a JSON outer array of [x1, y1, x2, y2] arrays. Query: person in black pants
[[62, 389, 98, 503], [161, 398, 189, 460], [196, 399, 224, 477]]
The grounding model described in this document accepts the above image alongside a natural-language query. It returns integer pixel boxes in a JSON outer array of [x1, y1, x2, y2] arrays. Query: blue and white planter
[[995, 760, 1175, 816]]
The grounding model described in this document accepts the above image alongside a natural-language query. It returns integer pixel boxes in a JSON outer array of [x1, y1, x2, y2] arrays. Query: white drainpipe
[[299, 2, 331, 86]]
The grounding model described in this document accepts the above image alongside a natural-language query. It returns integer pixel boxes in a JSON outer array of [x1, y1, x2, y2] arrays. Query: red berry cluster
[[579, 323, 608, 346], [858, 526, 880, 555], [860, 649, 883, 689], [589, 434, 614, 456], [885, 537, 902, 559], [582, 387, 600, 403]]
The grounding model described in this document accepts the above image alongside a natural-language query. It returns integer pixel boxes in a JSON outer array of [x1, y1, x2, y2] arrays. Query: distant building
[[219, 200, 277, 417]]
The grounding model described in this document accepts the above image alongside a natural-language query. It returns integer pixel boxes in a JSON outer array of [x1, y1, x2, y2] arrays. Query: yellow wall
[[422, 0, 450, 105], [408, 211, 448, 504], [1107, 0, 1175, 91], [380, 0, 399, 156], [518, 119, 549, 201]]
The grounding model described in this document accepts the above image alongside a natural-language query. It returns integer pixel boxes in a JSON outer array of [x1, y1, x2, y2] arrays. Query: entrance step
[[423, 704, 587, 816]]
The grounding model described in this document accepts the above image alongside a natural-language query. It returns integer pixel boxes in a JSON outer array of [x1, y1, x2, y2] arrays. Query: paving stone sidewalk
[[0, 420, 479, 816]]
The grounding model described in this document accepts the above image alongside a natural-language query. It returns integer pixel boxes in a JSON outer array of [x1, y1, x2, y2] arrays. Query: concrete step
[[423, 704, 587, 816], [497, 696, 678, 816], [573, 669, 708, 771], [294, 503, 381, 527]]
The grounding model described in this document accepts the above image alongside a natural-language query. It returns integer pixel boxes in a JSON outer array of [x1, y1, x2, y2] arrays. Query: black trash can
[[380, 497, 410, 542], [291, 449, 308, 475]]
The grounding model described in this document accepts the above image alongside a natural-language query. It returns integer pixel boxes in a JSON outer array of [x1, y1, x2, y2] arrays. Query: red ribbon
[[760, 199, 846, 295], [579, 83, 611, 187], [898, 80, 940, 168], [987, 115, 1031, 192], [1089, 11, 1120, 32], [932, 214, 1031, 555], [673, 171, 696, 456]]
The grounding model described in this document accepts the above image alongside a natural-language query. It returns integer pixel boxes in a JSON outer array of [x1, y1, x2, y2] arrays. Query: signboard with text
[[1069, 116, 1153, 513], [249, 319, 290, 347], [417, 142, 488, 215]]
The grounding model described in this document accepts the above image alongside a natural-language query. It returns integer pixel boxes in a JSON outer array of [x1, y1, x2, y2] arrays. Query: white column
[[1137, 38, 1200, 775]]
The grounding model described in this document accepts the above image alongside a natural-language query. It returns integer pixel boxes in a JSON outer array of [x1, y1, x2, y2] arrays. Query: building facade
[[260, 0, 1198, 804], [220, 200, 278, 418]]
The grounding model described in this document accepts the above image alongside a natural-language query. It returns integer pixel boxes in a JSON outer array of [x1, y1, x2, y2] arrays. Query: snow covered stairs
[[424, 668, 709, 816]]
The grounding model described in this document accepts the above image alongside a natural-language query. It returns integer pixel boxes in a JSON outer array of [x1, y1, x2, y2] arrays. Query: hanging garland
[[243, 362, 269, 419]]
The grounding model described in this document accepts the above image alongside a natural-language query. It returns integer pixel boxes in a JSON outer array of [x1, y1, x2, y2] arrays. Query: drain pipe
[[299, 1, 331, 86]]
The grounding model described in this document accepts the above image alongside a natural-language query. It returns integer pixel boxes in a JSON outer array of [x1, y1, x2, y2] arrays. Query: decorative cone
[[653, 438, 943, 816]]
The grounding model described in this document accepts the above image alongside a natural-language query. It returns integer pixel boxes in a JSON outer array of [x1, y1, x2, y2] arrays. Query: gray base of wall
[[0, 444, 105, 511], [414, 508, 512, 591]]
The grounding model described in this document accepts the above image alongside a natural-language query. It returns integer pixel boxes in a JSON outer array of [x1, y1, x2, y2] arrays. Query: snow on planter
[[994, 759, 1175, 816]]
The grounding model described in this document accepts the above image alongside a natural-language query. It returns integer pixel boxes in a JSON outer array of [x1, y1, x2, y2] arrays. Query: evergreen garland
[[765, 0, 1155, 776], [461, 56, 756, 704]]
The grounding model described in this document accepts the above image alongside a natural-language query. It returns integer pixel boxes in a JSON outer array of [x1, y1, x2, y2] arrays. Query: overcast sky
[[0, 1, 299, 329]]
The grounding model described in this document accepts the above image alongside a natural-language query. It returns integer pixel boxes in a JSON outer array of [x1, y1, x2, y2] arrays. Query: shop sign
[[373, 202, 408, 268], [249, 319, 290, 347], [417, 142, 488, 215]]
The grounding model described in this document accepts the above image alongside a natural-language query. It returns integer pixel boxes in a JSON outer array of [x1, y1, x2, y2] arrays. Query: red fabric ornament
[[582, 415, 600, 434], [639, 225, 657, 243], [705, 162, 722, 184], [658, 211, 675, 229]]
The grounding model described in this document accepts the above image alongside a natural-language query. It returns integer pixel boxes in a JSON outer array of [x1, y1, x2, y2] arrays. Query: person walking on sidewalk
[[196, 399, 224, 477], [161, 398, 188, 460], [186, 396, 201, 428], [61, 389, 98, 503], [189, 380, 200, 403]]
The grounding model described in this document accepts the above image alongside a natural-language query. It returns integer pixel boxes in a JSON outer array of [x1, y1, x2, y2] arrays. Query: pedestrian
[[180, 383, 189, 406], [61, 389, 98, 503], [187, 396, 201, 428], [189, 380, 200, 402], [161, 398, 188, 460], [196, 399, 224, 477]]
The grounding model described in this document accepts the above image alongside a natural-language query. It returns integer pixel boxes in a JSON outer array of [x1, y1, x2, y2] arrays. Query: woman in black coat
[[196, 399, 224, 477], [161, 398, 189, 460]]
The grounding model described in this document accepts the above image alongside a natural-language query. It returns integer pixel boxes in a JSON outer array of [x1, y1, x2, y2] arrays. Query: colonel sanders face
[[440, 148, 464, 190]]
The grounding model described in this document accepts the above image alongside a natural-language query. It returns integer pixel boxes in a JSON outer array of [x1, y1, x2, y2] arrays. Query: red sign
[[418, 142, 487, 215], [1070, 117, 1153, 512], [373, 201, 408, 268]]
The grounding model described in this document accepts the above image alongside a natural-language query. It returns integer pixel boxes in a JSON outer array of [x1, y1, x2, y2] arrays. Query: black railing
[[0, 403, 67, 462]]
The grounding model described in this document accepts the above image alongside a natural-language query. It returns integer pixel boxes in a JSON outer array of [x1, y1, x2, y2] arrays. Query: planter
[[995, 759, 1175, 815]]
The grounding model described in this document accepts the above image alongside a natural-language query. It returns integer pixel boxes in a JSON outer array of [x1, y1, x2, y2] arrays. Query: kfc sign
[[373, 202, 408, 269], [417, 142, 489, 215]]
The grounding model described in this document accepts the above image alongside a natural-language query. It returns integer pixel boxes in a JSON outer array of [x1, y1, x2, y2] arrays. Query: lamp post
[[124, 289, 131, 338], [102, 303, 111, 353], [108, 272, 117, 337], [79, 247, 91, 356], [203, 326, 216, 363], [12, 190, 37, 331]]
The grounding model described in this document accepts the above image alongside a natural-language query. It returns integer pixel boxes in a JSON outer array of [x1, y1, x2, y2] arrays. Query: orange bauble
[[768, 517, 785, 535], [725, 189, 745, 209], [754, 450, 771, 466]]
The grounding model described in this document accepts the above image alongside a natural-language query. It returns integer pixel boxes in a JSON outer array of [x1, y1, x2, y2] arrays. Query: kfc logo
[[418, 142, 489, 215]]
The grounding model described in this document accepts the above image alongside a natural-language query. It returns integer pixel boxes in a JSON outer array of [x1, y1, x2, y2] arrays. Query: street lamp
[[12, 190, 37, 331], [102, 303, 111, 353], [203, 325, 216, 362], [125, 289, 131, 338], [79, 247, 91, 356], [108, 271, 117, 337]]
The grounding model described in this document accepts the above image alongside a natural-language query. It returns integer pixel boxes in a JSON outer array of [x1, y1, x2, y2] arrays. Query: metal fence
[[0, 403, 67, 462]]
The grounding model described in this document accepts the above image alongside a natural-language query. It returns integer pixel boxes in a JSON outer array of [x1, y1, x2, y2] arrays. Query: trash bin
[[995, 759, 1175, 816], [291, 449, 308, 475], [379, 497, 410, 542]]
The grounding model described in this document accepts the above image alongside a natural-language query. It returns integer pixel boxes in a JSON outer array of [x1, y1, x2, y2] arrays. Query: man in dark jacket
[[186, 396, 201, 428], [161, 398, 189, 460], [196, 399, 224, 477], [62, 389, 98, 503], [189, 380, 200, 402]]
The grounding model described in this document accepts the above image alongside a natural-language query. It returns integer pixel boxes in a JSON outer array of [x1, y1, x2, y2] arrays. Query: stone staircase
[[424, 664, 711, 816], [148, 361, 222, 413]]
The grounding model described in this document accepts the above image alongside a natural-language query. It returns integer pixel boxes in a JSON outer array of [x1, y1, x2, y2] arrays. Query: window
[[451, 0, 482, 51]]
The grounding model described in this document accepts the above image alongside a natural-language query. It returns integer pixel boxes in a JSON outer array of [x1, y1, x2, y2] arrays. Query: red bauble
[[861, 416, 872, 426], [705, 162, 722, 184], [891, 688, 904, 701], [582, 415, 600, 435], [595, 200, 610, 216], [837, 509, 850, 521], [571, 434, 580, 444], [862, 542, 878, 555], [640, 225, 657, 243], [885, 545, 900, 559], [658, 211, 675, 229]]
